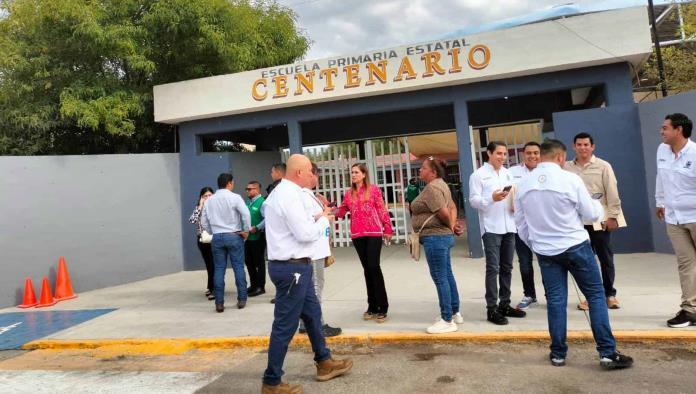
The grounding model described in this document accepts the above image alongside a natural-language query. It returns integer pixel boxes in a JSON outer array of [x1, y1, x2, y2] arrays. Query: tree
[[0, 0, 310, 155], [642, 3, 696, 94]]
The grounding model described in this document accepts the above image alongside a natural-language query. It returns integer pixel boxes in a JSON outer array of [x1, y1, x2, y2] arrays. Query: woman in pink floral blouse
[[336, 163, 394, 323]]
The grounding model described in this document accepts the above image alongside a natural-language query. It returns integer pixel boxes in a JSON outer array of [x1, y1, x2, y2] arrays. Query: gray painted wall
[[553, 104, 653, 253], [638, 91, 696, 253], [178, 147, 280, 271], [0, 154, 182, 308]]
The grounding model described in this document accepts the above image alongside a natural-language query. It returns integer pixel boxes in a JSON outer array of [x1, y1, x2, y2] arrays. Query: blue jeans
[[211, 233, 247, 304], [422, 234, 460, 322], [537, 240, 616, 359], [263, 261, 331, 386]]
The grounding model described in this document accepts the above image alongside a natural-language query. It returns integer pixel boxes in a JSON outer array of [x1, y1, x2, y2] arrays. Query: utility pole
[[648, 0, 668, 97]]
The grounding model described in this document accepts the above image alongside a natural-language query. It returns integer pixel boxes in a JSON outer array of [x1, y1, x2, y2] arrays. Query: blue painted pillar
[[604, 63, 635, 107], [453, 97, 484, 258], [288, 120, 302, 154]]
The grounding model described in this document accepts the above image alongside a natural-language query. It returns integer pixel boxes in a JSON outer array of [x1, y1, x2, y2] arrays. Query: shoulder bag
[[407, 213, 437, 262]]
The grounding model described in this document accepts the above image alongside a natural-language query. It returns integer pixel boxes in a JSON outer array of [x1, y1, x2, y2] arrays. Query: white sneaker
[[453, 312, 464, 324], [426, 319, 458, 334]]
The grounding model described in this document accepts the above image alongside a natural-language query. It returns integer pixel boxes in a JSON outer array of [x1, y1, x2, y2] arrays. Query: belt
[[287, 257, 312, 264]]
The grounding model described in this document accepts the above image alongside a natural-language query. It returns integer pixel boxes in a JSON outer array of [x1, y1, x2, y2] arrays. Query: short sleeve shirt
[[411, 178, 453, 236]]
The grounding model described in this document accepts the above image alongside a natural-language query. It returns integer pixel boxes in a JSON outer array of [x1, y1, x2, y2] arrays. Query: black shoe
[[248, 288, 266, 297], [498, 304, 527, 318], [215, 303, 224, 313], [487, 309, 509, 325], [322, 324, 342, 337], [207, 291, 215, 300], [600, 351, 634, 370], [667, 310, 696, 328], [549, 354, 566, 367], [237, 300, 246, 309], [270, 297, 276, 304]]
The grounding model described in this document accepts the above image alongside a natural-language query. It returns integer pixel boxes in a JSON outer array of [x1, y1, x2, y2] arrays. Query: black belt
[[287, 258, 312, 264]]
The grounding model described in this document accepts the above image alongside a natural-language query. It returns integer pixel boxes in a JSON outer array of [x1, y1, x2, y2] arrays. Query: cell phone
[[591, 192, 604, 200], [327, 202, 337, 208], [502, 185, 512, 192]]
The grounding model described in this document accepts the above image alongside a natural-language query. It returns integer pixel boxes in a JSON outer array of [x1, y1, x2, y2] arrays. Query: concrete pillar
[[453, 98, 484, 258], [288, 120, 302, 154], [604, 63, 635, 107]]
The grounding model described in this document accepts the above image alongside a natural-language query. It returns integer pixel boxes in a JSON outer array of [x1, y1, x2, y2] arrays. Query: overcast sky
[[275, 0, 610, 60]]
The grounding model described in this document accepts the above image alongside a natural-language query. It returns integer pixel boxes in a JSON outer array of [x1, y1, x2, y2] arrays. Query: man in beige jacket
[[565, 132, 626, 310]]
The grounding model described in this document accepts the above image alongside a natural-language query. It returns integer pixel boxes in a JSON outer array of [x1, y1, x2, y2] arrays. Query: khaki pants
[[667, 223, 696, 314]]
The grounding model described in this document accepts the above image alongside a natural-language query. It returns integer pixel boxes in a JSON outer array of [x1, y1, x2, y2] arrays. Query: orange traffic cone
[[35, 277, 57, 308], [54, 256, 77, 301], [17, 277, 38, 308]]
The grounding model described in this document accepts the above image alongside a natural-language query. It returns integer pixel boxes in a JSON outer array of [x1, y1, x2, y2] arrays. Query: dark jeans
[[263, 260, 331, 386], [196, 238, 214, 292], [353, 236, 389, 314], [538, 240, 616, 359], [482, 232, 515, 309], [422, 234, 460, 322], [244, 235, 267, 290], [515, 234, 536, 299], [585, 226, 616, 297], [211, 232, 247, 304]]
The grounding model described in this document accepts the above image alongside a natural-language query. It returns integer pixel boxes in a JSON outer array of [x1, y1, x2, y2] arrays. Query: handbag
[[199, 230, 213, 244], [407, 213, 437, 261]]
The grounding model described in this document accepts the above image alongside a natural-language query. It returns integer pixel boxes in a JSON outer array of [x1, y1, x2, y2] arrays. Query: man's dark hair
[[272, 163, 287, 175], [540, 139, 567, 156], [486, 141, 507, 153], [665, 113, 693, 138], [217, 173, 234, 189], [523, 141, 541, 150], [573, 132, 594, 145], [247, 181, 262, 190]]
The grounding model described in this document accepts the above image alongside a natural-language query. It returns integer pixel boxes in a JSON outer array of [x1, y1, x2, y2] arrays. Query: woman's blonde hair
[[351, 163, 371, 201]]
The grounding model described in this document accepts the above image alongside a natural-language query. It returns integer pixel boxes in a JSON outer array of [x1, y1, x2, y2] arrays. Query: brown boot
[[315, 357, 353, 382], [261, 382, 303, 394]]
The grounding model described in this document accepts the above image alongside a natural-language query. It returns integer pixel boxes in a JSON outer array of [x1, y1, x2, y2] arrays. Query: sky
[[275, 0, 606, 60]]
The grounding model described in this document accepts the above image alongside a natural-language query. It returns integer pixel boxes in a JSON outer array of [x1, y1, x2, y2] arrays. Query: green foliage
[[0, 0, 309, 155], [642, 3, 696, 93]]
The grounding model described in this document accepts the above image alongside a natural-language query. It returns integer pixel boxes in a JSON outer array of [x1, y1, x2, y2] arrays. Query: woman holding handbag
[[335, 163, 393, 323], [189, 187, 215, 300], [411, 157, 464, 334]]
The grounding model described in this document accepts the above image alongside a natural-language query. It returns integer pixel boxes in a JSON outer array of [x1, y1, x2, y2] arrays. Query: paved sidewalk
[[1, 245, 691, 340]]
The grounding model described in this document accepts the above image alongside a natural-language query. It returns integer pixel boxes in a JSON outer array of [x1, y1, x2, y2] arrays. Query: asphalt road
[[1, 342, 695, 393]]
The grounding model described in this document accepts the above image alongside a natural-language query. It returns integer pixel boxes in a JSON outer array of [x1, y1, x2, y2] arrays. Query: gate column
[[454, 98, 484, 258], [288, 120, 302, 154]]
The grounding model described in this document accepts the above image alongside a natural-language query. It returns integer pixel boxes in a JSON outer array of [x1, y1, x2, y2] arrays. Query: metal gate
[[286, 138, 412, 247]]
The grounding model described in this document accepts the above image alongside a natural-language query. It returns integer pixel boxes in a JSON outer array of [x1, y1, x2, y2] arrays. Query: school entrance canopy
[[155, 7, 654, 263]]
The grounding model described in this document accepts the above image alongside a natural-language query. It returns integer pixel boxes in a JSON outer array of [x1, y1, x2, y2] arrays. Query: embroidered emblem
[[686, 161, 693, 169], [538, 175, 547, 183]]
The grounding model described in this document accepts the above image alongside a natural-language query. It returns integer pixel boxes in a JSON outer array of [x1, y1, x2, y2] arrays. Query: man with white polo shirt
[[261, 154, 352, 394], [656, 113, 696, 328], [470, 141, 526, 325], [509, 141, 541, 311], [515, 139, 633, 369]]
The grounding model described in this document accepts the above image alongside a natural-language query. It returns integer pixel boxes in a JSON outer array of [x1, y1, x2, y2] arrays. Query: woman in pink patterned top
[[336, 163, 394, 323]]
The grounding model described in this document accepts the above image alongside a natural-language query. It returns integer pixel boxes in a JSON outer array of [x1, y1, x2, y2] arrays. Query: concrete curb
[[22, 330, 696, 355]]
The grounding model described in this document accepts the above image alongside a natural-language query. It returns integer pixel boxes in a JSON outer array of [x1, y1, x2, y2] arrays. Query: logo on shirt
[[686, 161, 693, 169], [325, 228, 331, 237], [538, 175, 547, 183]]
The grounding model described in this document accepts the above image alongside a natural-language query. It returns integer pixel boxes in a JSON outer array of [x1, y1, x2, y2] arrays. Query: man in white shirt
[[515, 139, 633, 370], [469, 141, 526, 325], [509, 141, 541, 311], [261, 154, 352, 394], [656, 113, 696, 328], [201, 173, 251, 312]]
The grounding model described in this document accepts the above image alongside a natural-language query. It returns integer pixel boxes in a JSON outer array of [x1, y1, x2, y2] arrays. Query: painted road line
[[0, 370, 221, 394]]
